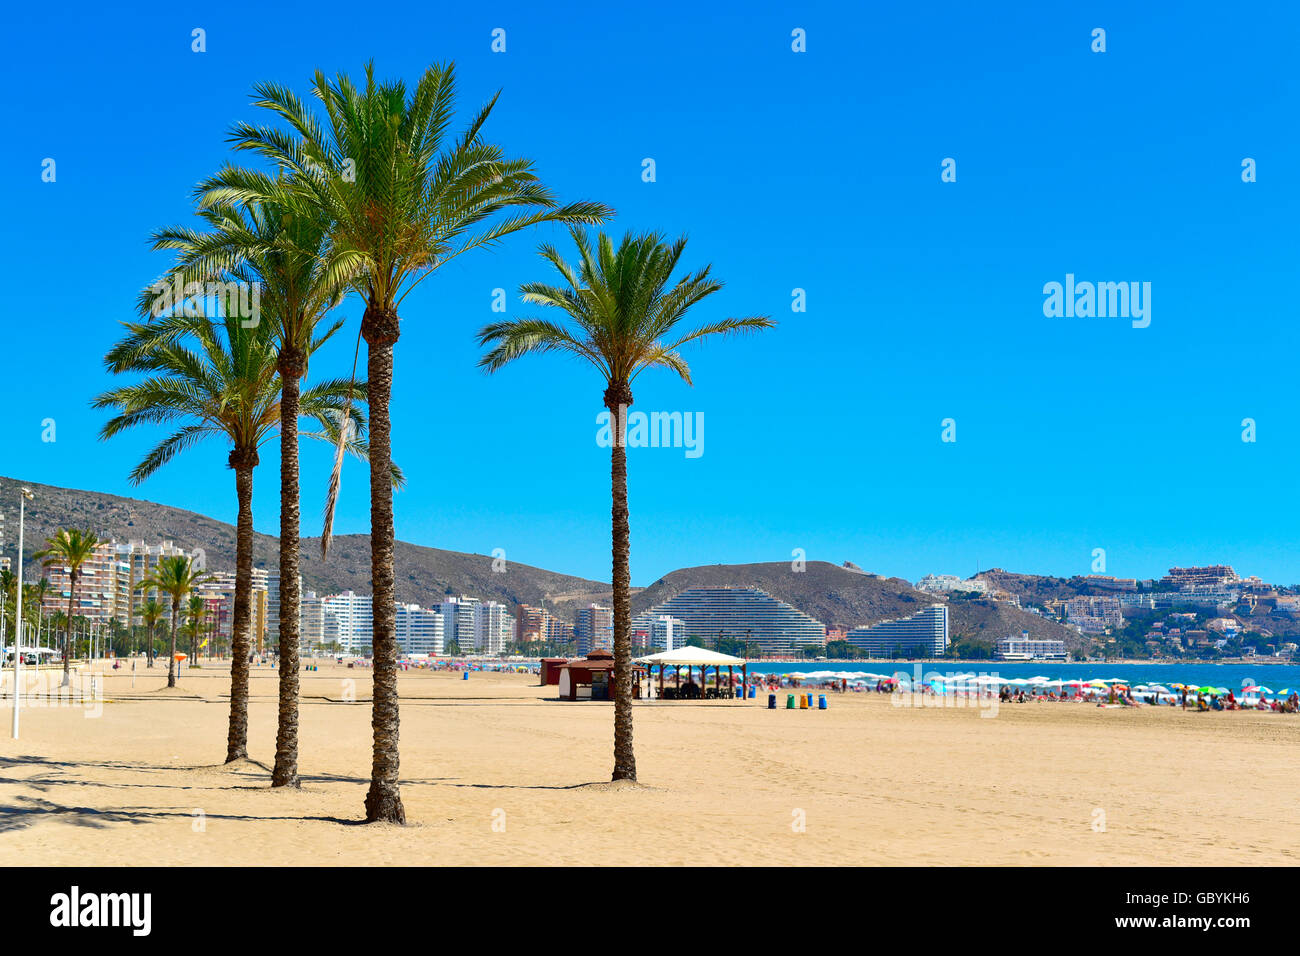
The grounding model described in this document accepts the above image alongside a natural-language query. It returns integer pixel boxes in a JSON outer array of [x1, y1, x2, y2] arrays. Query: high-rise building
[[516, 603, 571, 649], [575, 604, 613, 655], [196, 568, 269, 650], [474, 601, 515, 656], [630, 613, 686, 652], [845, 605, 949, 657], [638, 587, 825, 657], [321, 590, 374, 653], [516, 603, 549, 644], [111, 539, 191, 628], [39, 540, 129, 624], [396, 602, 445, 655], [300, 590, 326, 651], [545, 616, 574, 648], [440, 595, 479, 653]]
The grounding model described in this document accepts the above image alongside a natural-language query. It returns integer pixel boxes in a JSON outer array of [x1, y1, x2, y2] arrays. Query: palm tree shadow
[[444, 780, 658, 792], [0, 794, 365, 833]]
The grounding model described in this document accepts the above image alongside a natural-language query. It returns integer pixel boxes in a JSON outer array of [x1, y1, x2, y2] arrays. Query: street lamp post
[[12, 487, 32, 739]]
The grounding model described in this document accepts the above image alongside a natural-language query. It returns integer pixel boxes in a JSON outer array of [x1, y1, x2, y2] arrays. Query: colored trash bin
[[735, 686, 743, 699], [786, 694, 796, 709], [768, 693, 777, 709], [799, 695, 809, 710], [818, 695, 827, 710], [748, 685, 756, 699], [462, 671, 469, 680]]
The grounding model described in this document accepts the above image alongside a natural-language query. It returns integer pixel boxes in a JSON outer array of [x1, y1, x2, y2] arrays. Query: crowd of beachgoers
[[250, 655, 1300, 714], [753, 670, 1300, 713]]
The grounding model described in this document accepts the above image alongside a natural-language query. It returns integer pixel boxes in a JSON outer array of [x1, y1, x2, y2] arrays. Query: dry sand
[[0, 660, 1296, 865]]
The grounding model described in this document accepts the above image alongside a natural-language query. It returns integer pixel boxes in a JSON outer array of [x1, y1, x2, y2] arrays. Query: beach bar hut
[[557, 650, 646, 701], [634, 646, 748, 701], [540, 658, 568, 686]]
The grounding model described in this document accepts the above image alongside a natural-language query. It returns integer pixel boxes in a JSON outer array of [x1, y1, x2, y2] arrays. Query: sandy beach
[[0, 661, 1296, 866]]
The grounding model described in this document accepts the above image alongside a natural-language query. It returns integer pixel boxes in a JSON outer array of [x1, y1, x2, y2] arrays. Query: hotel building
[[996, 631, 1069, 661], [639, 587, 826, 657], [845, 604, 949, 657]]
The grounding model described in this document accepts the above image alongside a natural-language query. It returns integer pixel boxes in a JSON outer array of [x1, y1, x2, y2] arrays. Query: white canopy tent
[[635, 647, 746, 667], [635, 647, 748, 700]]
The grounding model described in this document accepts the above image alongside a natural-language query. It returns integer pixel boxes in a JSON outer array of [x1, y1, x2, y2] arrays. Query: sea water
[[743, 660, 1300, 692]]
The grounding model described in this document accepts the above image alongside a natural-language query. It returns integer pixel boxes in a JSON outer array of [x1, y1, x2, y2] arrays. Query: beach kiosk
[[539, 657, 569, 686], [557, 650, 646, 701], [634, 646, 748, 701]]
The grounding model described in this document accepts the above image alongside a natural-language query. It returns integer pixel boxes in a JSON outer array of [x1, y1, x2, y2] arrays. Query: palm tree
[[0, 568, 15, 644], [141, 599, 165, 665], [186, 594, 206, 671], [479, 228, 774, 781], [33, 529, 101, 687], [145, 188, 352, 788], [137, 557, 209, 688], [30, 577, 52, 655], [95, 311, 374, 760], [202, 60, 612, 821]]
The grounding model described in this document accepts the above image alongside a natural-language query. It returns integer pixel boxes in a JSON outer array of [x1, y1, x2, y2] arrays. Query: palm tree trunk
[[362, 304, 404, 823], [273, 352, 304, 788], [606, 384, 636, 782], [62, 574, 76, 688], [167, 597, 178, 688], [225, 454, 257, 763]]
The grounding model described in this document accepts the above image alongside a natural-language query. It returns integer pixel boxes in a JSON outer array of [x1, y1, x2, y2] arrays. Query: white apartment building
[[321, 590, 374, 653], [440, 596, 479, 653], [396, 602, 445, 655], [630, 613, 686, 652], [473, 601, 515, 656], [915, 574, 988, 595], [1065, 596, 1124, 634]]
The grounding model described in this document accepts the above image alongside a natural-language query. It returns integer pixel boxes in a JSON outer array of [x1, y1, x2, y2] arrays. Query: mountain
[[630, 560, 929, 627], [0, 476, 608, 613], [629, 559, 1082, 651], [0, 475, 1081, 648]]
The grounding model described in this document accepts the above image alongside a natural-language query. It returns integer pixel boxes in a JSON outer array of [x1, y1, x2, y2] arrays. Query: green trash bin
[[786, 694, 796, 709]]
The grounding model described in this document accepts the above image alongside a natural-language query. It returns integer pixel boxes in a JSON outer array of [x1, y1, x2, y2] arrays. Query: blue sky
[[3, 1, 1298, 587]]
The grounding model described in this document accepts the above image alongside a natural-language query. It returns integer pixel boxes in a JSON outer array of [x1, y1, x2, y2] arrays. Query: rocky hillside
[[0, 475, 1082, 648], [630, 560, 1083, 650], [0, 476, 607, 613]]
